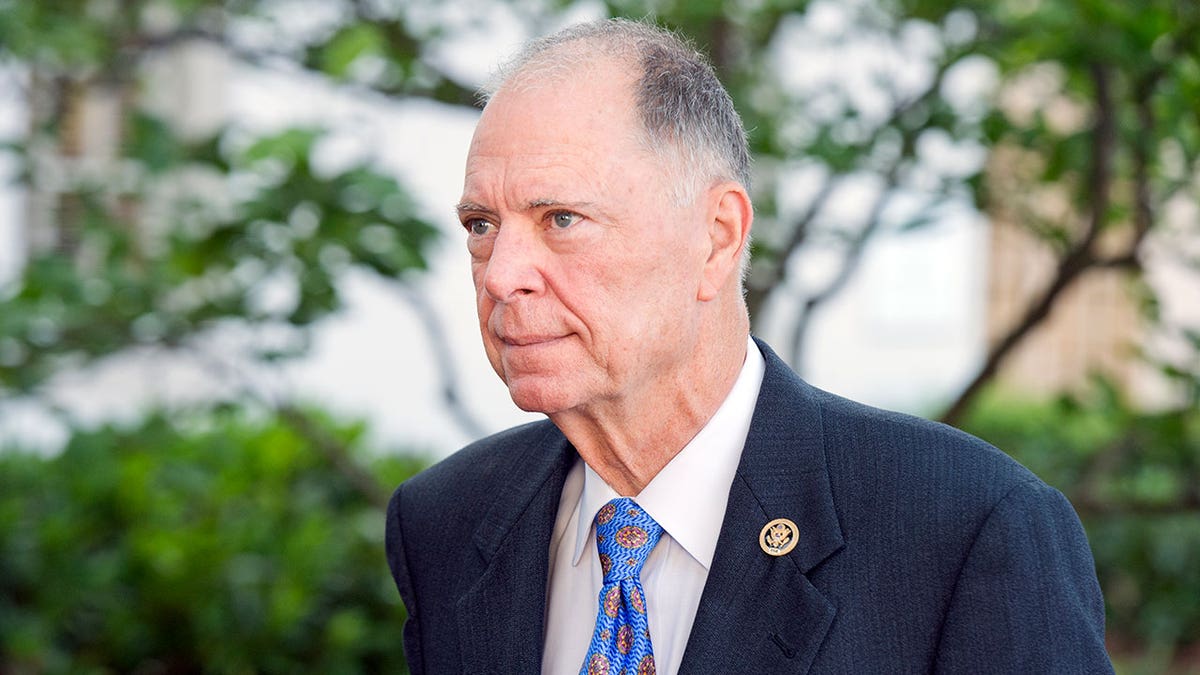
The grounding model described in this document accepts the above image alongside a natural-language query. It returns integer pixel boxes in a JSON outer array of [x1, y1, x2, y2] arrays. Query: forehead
[[481, 55, 641, 140], [462, 63, 650, 198]]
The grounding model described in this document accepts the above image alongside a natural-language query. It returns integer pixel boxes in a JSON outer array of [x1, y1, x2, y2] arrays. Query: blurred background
[[0, 0, 1197, 672]]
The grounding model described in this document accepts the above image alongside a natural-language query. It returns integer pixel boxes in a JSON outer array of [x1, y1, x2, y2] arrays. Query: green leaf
[[320, 24, 385, 79]]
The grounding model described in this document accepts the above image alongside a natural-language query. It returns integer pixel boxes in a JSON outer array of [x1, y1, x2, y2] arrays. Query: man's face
[[457, 64, 711, 416]]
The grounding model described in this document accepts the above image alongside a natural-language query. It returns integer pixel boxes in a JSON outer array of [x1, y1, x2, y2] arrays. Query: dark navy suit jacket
[[386, 340, 1113, 673]]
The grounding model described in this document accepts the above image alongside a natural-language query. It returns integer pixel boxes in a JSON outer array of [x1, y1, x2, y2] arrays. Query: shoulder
[[746, 347, 1108, 669], [754, 338, 1040, 502], [385, 418, 567, 598], [394, 418, 564, 519], [815, 386, 1039, 498], [753, 339, 1056, 543], [804, 384, 1072, 572], [788, 378, 1107, 671], [819, 387, 1044, 512]]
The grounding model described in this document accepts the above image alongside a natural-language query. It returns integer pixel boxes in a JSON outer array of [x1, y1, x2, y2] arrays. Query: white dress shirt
[[541, 337, 766, 675]]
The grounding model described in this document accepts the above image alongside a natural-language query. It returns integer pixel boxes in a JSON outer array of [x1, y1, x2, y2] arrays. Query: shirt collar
[[571, 337, 766, 569]]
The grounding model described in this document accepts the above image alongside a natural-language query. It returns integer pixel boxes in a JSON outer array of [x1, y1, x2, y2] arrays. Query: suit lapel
[[679, 340, 845, 674], [455, 423, 575, 673]]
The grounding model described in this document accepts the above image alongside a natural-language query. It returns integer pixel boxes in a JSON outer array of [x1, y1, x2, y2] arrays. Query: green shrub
[[0, 410, 425, 674]]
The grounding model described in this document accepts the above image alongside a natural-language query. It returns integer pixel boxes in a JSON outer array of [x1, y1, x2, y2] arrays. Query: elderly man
[[386, 19, 1113, 675]]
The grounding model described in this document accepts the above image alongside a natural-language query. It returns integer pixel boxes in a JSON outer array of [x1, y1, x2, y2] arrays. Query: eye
[[549, 211, 582, 229], [464, 218, 494, 236]]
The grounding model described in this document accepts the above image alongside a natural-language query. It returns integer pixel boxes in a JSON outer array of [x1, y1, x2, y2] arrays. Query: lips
[[499, 334, 565, 347], [488, 311, 568, 348]]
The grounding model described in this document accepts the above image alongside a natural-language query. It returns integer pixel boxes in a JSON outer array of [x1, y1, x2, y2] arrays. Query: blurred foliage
[[0, 0, 1196, 392], [1, 0, 1199, 669], [963, 383, 1200, 664], [0, 122, 436, 389], [0, 409, 425, 674], [0, 2, 441, 393], [613, 0, 1200, 394], [5, 0, 1193, 382]]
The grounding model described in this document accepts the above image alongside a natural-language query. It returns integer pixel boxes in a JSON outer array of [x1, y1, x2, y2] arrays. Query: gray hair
[[482, 19, 752, 203]]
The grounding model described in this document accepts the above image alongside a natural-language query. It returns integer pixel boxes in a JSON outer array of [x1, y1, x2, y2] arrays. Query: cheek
[[471, 264, 490, 305]]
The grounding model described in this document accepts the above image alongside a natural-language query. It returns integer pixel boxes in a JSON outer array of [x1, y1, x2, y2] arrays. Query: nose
[[482, 224, 545, 303]]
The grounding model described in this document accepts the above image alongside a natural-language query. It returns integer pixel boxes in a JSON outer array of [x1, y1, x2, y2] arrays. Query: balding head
[[483, 19, 751, 204], [458, 19, 754, 432]]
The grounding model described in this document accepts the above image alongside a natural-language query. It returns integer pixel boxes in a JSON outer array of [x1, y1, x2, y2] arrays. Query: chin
[[503, 376, 583, 416]]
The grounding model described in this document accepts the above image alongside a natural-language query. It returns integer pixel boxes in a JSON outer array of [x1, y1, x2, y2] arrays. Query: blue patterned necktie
[[580, 497, 665, 675]]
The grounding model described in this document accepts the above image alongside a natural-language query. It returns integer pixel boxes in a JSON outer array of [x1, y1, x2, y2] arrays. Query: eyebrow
[[454, 198, 596, 215], [455, 201, 496, 217], [526, 198, 581, 209]]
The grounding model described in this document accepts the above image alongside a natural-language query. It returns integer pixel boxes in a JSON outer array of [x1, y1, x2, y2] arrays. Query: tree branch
[[1091, 253, 1140, 270], [939, 63, 1121, 426], [395, 285, 490, 441], [787, 169, 900, 366], [179, 339, 392, 510], [123, 26, 480, 109], [1131, 70, 1158, 245], [744, 173, 833, 320], [746, 50, 964, 335]]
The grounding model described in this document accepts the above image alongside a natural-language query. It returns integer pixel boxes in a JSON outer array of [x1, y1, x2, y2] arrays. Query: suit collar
[[679, 338, 844, 674], [739, 338, 845, 573], [571, 337, 766, 569], [469, 422, 574, 559], [452, 338, 845, 674], [457, 422, 576, 673]]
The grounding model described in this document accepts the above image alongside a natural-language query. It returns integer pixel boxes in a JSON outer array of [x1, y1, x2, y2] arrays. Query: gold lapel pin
[[759, 518, 799, 556]]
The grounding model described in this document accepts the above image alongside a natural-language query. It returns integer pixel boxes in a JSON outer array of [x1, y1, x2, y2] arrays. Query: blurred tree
[[0, 0, 501, 444], [604, 0, 1200, 422], [1, 0, 1199, 667], [0, 409, 425, 674], [0, 6, 453, 668], [3, 0, 1197, 434], [907, 0, 1200, 424]]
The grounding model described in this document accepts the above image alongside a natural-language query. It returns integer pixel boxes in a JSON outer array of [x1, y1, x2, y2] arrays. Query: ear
[[698, 182, 753, 302]]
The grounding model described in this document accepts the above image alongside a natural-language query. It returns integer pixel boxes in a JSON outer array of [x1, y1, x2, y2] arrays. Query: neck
[[551, 320, 749, 496]]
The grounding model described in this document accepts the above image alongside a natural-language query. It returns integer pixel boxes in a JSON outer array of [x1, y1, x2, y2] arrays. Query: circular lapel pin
[[759, 518, 799, 556]]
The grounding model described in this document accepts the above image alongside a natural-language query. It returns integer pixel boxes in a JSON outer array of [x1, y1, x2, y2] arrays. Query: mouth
[[499, 334, 566, 347]]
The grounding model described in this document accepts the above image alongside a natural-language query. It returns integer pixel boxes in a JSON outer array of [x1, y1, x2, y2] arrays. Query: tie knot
[[594, 497, 663, 582]]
